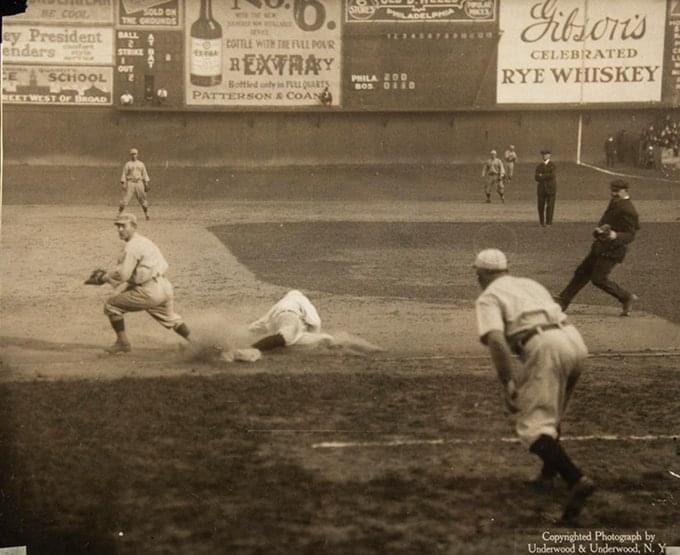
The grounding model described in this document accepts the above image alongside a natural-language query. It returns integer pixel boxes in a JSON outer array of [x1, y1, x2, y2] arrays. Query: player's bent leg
[[173, 322, 190, 340], [529, 435, 583, 487], [590, 256, 628, 303], [137, 186, 150, 220], [558, 255, 595, 309], [105, 316, 131, 354], [251, 333, 286, 351]]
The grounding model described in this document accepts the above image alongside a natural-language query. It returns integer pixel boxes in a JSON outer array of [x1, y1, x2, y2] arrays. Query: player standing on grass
[[504, 144, 518, 182], [472, 249, 596, 524], [119, 148, 151, 220], [481, 150, 506, 203]]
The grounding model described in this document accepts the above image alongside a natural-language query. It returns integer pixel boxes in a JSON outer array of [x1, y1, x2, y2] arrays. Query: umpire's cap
[[610, 179, 629, 191], [114, 212, 138, 226], [540, 149, 551, 155], [473, 249, 508, 271]]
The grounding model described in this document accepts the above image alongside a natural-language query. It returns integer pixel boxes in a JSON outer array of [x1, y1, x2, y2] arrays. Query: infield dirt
[[0, 162, 678, 554]]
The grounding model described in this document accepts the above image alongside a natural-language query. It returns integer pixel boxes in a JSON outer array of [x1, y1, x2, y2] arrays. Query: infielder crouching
[[100, 212, 191, 354], [249, 290, 334, 352], [473, 249, 596, 523]]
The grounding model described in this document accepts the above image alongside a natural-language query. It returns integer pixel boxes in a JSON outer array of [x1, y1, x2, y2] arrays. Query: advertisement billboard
[[118, 0, 181, 27], [9, 0, 114, 25], [1, 24, 114, 65], [2, 65, 113, 105], [497, 0, 668, 104], [345, 0, 495, 23], [184, 0, 341, 108]]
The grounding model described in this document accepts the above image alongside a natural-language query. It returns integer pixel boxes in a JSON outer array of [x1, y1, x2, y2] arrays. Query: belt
[[277, 309, 300, 317], [509, 323, 564, 354]]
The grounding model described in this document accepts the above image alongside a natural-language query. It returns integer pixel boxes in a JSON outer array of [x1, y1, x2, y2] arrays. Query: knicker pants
[[270, 312, 333, 347], [120, 181, 148, 209], [513, 325, 588, 447], [104, 276, 183, 329]]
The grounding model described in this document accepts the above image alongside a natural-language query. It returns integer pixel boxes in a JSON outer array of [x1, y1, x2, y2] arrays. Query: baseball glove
[[144, 182, 150, 192], [84, 268, 107, 286]]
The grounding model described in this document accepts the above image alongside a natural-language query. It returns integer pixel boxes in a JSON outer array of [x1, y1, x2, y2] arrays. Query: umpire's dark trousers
[[559, 252, 631, 309], [537, 183, 556, 225]]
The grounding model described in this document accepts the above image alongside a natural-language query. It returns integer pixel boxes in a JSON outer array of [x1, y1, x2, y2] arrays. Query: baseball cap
[[490, 149, 497, 155], [130, 148, 139, 155], [610, 179, 629, 191], [473, 249, 508, 271], [114, 212, 137, 226]]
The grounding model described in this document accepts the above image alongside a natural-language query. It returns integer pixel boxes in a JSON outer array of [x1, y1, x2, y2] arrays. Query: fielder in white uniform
[[119, 148, 151, 220], [473, 249, 595, 523], [101, 213, 191, 354], [481, 150, 506, 203], [249, 290, 334, 351]]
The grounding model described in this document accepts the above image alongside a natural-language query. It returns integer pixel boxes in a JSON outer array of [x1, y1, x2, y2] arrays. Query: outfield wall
[[2, 107, 668, 167]]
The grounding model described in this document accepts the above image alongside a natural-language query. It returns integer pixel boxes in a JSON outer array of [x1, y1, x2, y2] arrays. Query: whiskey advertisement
[[115, 29, 184, 108], [496, 0, 668, 104], [184, 0, 341, 108], [1, 24, 114, 65], [2, 65, 113, 105], [8, 0, 114, 25], [118, 0, 181, 27]]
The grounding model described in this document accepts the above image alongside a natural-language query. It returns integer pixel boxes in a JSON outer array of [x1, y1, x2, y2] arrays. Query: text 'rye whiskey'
[[190, 0, 222, 86]]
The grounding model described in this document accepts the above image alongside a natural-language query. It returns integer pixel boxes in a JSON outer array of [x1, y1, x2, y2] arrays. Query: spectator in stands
[[604, 136, 617, 168], [642, 145, 656, 169]]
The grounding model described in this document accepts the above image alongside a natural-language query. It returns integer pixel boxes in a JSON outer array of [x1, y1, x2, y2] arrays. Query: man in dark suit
[[555, 179, 640, 316], [604, 136, 617, 167], [535, 149, 557, 226]]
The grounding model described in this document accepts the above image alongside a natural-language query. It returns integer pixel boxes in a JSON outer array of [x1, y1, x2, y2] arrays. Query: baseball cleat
[[104, 341, 131, 355], [560, 476, 596, 524], [620, 294, 639, 317]]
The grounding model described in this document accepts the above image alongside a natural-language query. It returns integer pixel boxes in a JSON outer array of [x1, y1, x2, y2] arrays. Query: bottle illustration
[[190, 0, 222, 86]]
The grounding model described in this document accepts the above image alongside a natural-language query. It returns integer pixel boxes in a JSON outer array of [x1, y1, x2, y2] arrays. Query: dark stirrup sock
[[252, 333, 287, 351]]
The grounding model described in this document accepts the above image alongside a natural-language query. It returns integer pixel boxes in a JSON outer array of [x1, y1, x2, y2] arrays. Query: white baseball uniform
[[475, 275, 588, 446], [120, 159, 150, 211], [104, 233, 183, 329], [249, 290, 333, 347]]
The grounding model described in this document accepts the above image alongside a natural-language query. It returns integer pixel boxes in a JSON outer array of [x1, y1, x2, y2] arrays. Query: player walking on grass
[[119, 148, 151, 220], [554, 179, 640, 316], [473, 249, 596, 524], [482, 150, 506, 203], [99, 213, 191, 354]]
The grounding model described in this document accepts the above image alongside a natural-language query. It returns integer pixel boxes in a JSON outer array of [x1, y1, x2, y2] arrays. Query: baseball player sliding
[[249, 290, 335, 352], [87, 212, 191, 354], [473, 249, 595, 524]]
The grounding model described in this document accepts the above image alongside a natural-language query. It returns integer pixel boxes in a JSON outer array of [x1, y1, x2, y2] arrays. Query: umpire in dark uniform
[[555, 179, 640, 316], [535, 149, 557, 226]]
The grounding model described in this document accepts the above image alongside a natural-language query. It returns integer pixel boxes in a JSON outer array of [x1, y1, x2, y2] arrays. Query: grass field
[[0, 161, 679, 554]]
